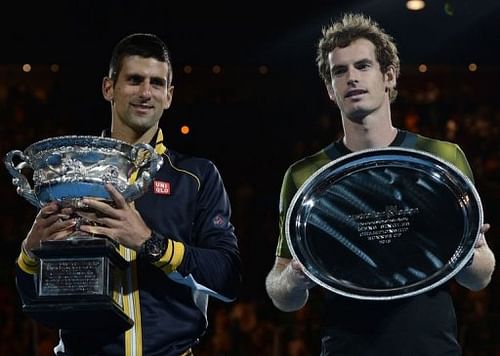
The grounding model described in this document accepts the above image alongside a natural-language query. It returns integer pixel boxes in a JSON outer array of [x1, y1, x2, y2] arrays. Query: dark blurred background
[[1, 0, 499, 355]]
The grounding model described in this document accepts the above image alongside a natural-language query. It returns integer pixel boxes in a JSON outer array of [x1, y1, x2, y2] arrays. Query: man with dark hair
[[265, 13, 495, 355], [16, 33, 241, 355]]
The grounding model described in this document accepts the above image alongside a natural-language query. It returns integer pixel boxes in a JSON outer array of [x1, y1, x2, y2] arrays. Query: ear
[[325, 82, 337, 103], [163, 85, 175, 110], [384, 66, 397, 91], [102, 77, 114, 102]]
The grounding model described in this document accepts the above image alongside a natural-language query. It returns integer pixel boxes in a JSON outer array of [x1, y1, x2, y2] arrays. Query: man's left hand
[[77, 183, 151, 251]]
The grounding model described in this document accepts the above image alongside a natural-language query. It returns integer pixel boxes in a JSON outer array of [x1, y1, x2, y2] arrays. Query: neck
[[341, 106, 397, 151]]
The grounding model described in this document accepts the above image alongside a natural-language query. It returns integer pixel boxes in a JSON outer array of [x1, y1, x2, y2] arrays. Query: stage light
[[180, 125, 190, 135], [468, 63, 478, 72], [418, 64, 427, 73], [407, 0, 425, 11], [212, 65, 221, 74], [183, 65, 192, 74], [258, 65, 269, 75], [50, 64, 60, 73]]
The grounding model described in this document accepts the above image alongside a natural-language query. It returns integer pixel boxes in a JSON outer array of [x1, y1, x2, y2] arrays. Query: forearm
[[265, 259, 309, 312], [15, 261, 38, 303], [16, 238, 39, 275], [456, 242, 496, 291], [176, 243, 241, 299]]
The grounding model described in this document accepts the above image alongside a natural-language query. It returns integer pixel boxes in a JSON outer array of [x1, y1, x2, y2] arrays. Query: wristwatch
[[140, 231, 168, 263]]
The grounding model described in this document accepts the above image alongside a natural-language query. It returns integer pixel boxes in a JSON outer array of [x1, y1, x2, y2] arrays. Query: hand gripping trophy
[[5, 135, 163, 331]]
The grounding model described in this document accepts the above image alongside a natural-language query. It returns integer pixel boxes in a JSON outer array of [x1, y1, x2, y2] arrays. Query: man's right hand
[[24, 202, 76, 253], [288, 259, 317, 291], [265, 257, 316, 312]]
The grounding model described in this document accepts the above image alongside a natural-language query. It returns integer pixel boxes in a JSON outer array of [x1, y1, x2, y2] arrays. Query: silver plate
[[285, 147, 482, 300]]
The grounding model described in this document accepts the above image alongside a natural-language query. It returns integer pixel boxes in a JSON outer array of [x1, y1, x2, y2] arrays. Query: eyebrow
[[355, 58, 374, 66], [331, 58, 374, 71], [125, 74, 167, 85], [150, 77, 167, 86]]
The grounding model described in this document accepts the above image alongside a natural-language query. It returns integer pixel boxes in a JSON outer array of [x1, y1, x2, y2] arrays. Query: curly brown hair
[[316, 13, 400, 102]]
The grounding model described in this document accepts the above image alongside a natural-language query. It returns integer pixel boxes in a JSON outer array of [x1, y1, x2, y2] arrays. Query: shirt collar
[[100, 128, 167, 155]]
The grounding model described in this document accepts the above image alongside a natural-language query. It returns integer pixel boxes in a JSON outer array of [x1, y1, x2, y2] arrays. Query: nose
[[138, 81, 152, 98], [347, 78, 359, 86], [346, 67, 359, 85]]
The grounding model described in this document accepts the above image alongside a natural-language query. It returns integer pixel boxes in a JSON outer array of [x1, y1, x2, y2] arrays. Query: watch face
[[148, 243, 162, 256], [144, 234, 167, 262]]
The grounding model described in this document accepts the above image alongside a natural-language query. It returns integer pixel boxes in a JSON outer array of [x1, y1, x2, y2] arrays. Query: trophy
[[286, 147, 482, 300], [5, 135, 163, 330]]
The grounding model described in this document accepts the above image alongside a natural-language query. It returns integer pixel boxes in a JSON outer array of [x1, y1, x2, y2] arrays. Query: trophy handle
[[122, 143, 163, 201], [4, 150, 41, 207]]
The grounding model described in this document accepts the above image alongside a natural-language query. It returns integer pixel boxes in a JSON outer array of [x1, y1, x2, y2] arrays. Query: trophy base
[[27, 237, 133, 331], [23, 298, 134, 331]]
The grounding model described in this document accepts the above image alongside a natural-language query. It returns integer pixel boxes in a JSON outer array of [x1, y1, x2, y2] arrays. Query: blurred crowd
[[0, 66, 499, 356]]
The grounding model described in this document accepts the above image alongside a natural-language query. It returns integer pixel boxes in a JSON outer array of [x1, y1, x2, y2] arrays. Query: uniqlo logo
[[153, 180, 171, 195]]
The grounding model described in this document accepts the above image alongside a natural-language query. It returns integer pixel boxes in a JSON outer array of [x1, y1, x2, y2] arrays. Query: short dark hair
[[317, 13, 400, 102], [108, 33, 173, 85]]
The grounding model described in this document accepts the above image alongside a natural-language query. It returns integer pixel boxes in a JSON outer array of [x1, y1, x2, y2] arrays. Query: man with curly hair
[[266, 13, 495, 355]]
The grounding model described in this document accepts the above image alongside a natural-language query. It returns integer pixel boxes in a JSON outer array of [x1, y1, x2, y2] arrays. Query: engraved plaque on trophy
[[285, 148, 482, 300], [5, 135, 163, 330]]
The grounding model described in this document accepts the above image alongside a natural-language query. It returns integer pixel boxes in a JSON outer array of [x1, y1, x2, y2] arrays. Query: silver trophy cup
[[5, 135, 163, 330]]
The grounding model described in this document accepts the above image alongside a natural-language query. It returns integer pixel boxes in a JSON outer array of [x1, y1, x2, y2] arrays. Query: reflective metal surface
[[286, 147, 482, 300], [4, 135, 163, 207], [2, 136, 161, 330]]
